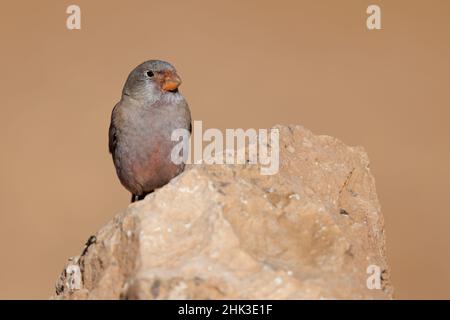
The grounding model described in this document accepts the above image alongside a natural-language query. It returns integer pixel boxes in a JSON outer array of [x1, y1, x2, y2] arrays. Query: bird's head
[[122, 60, 182, 103]]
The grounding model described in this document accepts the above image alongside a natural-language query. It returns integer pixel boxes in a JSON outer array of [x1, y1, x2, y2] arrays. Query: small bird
[[109, 60, 191, 203]]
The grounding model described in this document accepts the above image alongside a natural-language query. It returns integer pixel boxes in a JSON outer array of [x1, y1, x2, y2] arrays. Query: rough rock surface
[[54, 125, 392, 299]]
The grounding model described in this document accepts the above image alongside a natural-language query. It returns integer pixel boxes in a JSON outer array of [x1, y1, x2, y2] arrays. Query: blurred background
[[0, 0, 449, 299]]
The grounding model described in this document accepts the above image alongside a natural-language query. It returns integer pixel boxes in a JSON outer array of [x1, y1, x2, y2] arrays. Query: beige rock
[[53, 125, 393, 300]]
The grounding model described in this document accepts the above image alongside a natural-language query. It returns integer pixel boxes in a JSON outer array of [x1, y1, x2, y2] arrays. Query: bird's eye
[[146, 71, 154, 77]]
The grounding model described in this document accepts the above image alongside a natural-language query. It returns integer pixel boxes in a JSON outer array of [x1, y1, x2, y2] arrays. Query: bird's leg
[[130, 191, 154, 203]]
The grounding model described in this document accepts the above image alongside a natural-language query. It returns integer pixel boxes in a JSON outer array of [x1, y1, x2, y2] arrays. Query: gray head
[[122, 60, 182, 103]]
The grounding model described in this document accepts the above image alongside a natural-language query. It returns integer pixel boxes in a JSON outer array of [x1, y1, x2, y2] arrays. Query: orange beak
[[161, 71, 182, 92]]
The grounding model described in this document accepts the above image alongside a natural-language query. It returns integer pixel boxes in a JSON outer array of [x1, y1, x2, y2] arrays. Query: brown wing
[[108, 104, 119, 155]]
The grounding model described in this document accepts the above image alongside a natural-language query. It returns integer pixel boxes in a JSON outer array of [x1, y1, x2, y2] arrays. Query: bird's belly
[[116, 126, 186, 195], [132, 140, 184, 192], [113, 99, 190, 195]]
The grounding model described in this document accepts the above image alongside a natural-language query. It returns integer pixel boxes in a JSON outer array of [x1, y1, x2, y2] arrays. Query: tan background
[[0, 0, 449, 299]]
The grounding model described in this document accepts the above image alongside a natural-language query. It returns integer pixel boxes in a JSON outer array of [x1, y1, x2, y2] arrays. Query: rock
[[53, 125, 393, 299]]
